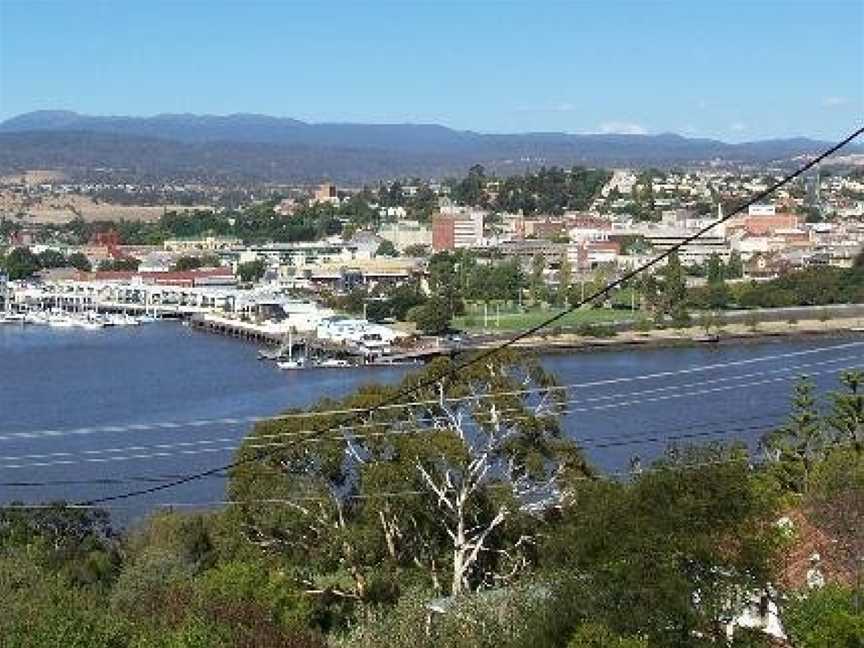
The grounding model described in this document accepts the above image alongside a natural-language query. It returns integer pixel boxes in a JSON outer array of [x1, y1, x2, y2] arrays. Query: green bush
[[110, 550, 194, 618], [576, 323, 617, 338], [782, 586, 864, 648], [567, 622, 648, 647], [634, 317, 654, 332], [196, 560, 316, 631], [0, 553, 130, 648], [335, 585, 576, 648]]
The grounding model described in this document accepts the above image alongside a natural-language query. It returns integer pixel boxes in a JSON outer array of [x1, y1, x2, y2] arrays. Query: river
[[1, 322, 861, 522]]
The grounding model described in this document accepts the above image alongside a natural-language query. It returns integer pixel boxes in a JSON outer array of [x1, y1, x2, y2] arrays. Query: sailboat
[[277, 331, 305, 370]]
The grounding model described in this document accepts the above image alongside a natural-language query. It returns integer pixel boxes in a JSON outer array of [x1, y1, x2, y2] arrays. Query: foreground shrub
[[566, 622, 648, 647], [334, 583, 579, 648], [782, 585, 864, 647]]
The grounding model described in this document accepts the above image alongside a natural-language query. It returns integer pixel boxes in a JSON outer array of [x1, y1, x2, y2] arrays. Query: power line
[[0, 409, 789, 488], [78, 126, 864, 507], [6, 438, 858, 511]]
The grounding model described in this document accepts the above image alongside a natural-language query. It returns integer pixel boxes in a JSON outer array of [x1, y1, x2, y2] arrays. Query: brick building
[[431, 211, 484, 251]]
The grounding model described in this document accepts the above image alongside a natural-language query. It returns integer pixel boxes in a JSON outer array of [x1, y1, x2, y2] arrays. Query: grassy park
[[453, 301, 639, 333]]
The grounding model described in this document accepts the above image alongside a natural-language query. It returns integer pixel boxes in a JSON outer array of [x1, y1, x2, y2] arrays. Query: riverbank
[[479, 315, 864, 354]]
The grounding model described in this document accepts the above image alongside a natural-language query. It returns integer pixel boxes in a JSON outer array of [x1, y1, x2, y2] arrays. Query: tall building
[[431, 210, 484, 251], [432, 216, 456, 250]]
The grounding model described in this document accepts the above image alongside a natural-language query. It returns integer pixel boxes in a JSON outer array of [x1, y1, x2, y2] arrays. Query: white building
[[748, 204, 776, 217], [315, 316, 401, 353], [378, 220, 433, 251], [163, 236, 242, 252]]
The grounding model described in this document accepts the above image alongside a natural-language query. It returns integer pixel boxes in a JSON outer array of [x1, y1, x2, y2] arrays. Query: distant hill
[[0, 111, 857, 183]]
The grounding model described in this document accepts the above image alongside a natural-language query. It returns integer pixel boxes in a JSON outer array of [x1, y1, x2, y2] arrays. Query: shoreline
[[8, 309, 863, 362], [471, 318, 864, 356]]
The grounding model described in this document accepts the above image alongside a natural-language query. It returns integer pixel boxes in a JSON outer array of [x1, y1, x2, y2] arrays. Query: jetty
[[188, 313, 287, 345]]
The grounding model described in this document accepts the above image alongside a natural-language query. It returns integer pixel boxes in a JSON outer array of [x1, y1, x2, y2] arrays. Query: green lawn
[[453, 303, 640, 333]]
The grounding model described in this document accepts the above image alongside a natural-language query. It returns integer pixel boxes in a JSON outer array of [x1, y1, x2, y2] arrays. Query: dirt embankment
[[0, 191, 208, 223], [510, 316, 864, 352]]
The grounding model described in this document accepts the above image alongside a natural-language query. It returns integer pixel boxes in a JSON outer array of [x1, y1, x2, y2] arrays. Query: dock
[[188, 313, 288, 346]]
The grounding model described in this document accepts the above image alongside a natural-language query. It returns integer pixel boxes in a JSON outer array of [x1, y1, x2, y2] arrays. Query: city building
[[378, 205, 408, 219], [280, 257, 423, 292], [163, 236, 243, 253], [568, 215, 614, 242], [641, 228, 730, 265], [432, 209, 484, 250], [233, 241, 372, 270], [522, 217, 568, 239], [497, 240, 568, 264], [316, 316, 401, 347], [89, 230, 122, 247], [313, 182, 339, 205], [378, 220, 433, 251], [349, 231, 384, 258]]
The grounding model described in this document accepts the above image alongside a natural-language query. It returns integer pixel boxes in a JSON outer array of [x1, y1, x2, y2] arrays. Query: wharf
[[188, 313, 287, 345], [189, 312, 460, 365], [381, 345, 458, 362]]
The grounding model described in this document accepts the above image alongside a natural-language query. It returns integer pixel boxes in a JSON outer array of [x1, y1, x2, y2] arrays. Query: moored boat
[[0, 312, 27, 324], [47, 313, 76, 328], [277, 358, 306, 370]]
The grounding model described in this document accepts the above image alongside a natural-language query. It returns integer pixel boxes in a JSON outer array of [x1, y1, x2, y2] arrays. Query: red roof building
[[74, 267, 235, 287], [729, 213, 801, 236]]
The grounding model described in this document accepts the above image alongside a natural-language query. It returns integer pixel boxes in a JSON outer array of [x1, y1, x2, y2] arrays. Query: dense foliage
[[682, 255, 864, 313], [0, 246, 92, 279], [451, 164, 611, 215], [45, 201, 346, 247]]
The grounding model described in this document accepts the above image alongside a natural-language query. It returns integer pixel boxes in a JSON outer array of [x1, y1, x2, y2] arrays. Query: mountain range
[[0, 110, 857, 183]]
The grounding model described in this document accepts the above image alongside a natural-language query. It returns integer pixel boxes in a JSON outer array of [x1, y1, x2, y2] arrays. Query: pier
[[188, 313, 288, 345]]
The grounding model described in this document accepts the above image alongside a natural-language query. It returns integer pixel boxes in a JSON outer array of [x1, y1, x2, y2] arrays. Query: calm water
[[1, 322, 861, 521]]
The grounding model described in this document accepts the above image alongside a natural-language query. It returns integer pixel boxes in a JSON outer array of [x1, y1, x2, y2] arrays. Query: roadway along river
[[1, 322, 862, 522]]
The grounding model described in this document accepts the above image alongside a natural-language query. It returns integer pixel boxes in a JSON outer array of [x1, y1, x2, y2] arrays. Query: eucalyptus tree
[[227, 352, 588, 599]]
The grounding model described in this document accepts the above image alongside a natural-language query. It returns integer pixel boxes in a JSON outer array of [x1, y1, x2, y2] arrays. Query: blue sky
[[1, 1, 861, 142]]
